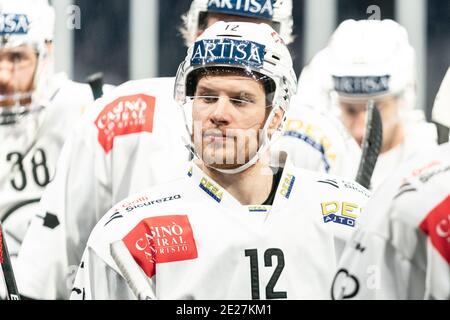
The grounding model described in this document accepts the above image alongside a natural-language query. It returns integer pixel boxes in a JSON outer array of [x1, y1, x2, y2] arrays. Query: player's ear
[[268, 107, 285, 138]]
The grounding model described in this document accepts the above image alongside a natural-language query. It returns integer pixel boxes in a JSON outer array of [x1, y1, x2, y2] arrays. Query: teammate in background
[[332, 72, 450, 299], [298, 19, 438, 189], [71, 22, 369, 300], [0, 0, 100, 287], [16, 0, 298, 300]]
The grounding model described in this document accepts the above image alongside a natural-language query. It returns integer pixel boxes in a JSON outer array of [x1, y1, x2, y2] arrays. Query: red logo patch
[[419, 195, 450, 264], [96, 94, 156, 153], [123, 215, 198, 278]]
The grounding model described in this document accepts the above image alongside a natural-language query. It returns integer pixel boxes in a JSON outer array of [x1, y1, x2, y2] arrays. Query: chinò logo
[[191, 39, 266, 69]]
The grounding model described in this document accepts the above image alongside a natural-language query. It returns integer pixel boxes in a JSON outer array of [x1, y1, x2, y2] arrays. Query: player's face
[[191, 75, 270, 169], [0, 45, 37, 107], [339, 94, 404, 153]]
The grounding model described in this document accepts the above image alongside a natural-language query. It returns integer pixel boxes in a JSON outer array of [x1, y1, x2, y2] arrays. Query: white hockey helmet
[[432, 67, 450, 128], [183, 0, 294, 46], [0, 0, 55, 125], [328, 19, 416, 105], [175, 21, 297, 173]]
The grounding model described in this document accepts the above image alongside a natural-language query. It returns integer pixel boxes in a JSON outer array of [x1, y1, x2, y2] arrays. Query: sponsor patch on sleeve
[[122, 215, 198, 278], [419, 196, 450, 264], [96, 94, 155, 153]]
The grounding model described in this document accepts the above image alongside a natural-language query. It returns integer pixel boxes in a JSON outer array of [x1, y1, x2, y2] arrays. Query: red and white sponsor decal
[[96, 94, 156, 153], [419, 195, 450, 264], [123, 215, 198, 278]]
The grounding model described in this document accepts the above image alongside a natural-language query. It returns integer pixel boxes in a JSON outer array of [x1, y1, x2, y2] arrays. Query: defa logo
[[279, 174, 295, 199], [191, 39, 266, 69], [96, 94, 155, 153], [123, 215, 198, 278], [420, 196, 450, 264], [0, 14, 29, 35], [199, 177, 223, 203], [207, 0, 274, 19], [321, 201, 359, 227]]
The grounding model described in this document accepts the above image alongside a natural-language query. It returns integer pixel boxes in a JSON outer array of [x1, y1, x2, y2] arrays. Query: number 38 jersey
[[71, 160, 369, 300], [0, 74, 96, 265]]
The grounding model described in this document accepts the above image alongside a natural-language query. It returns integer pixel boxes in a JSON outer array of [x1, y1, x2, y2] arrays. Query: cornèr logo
[[419, 195, 450, 264], [123, 215, 198, 278], [96, 94, 155, 153]]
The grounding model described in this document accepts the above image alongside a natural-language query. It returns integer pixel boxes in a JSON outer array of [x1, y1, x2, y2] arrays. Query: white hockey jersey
[[15, 77, 191, 300], [16, 76, 363, 300], [0, 73, 95, 265], [70, 160, 370, 300], [371, 110, 438, 190], [332, 143, 450, 300]]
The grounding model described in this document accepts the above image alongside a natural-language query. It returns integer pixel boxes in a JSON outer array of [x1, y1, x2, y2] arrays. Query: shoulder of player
[[389, 146, 450, 225], [85, 176, 191, 268], [288, 165, 371, 200], [90, 176, 190, 240]]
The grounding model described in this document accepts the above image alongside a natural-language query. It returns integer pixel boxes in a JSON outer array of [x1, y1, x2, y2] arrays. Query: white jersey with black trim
[[0, 73, 94, 265], [16, 77, 365, 300], [15, 77, 190, 300], [271, 96, 361, 178], [332, 143, 450, 300], [371, 110, 438, 190], [0, 73, 96, 298], [70, 159, 369, 300]]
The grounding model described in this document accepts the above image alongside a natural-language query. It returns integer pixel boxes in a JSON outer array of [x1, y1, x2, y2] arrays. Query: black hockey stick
[[0, 224, 20, 300], [86, 72, 104, 100], [110, 240, 155, 300], [355, 100, 383, 189]]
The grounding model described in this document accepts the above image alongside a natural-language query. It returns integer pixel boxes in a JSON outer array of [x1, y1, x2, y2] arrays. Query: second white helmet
[[328, 19, 416, 104], [182, 0, 294, 46]]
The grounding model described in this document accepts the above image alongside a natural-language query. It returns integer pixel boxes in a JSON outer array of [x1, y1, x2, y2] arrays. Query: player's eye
[[198, 96, 218, 104]]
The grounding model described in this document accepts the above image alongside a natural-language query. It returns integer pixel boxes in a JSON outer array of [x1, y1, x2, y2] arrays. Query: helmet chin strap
[[186, 108, 280, 175]]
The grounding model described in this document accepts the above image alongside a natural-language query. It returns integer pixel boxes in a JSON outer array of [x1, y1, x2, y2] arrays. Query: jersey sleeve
[[15, 104, 112, 300], [70, 247, 135, 300], [333, 171, 450, 300]]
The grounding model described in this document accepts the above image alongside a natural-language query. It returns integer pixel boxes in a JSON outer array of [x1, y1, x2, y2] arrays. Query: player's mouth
[[204, 131, 234, 143]]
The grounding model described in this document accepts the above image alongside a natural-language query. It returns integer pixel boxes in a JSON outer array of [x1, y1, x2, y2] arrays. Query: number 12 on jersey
[[245, 248, 287, 300]]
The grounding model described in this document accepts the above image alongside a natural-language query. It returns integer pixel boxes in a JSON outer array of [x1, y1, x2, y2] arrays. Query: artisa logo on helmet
[[333, 75, 391, 96], [207, 0, 275, 19], [0, 14, 29, 35], [191, 39, 265, 69]]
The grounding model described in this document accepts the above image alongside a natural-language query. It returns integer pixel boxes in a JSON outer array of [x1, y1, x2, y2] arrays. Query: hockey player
[[70, 21, 370, 300], [17, 0, 360, 300], [298, 19, 438, 189], [331, 70, 450, 300], [0, 0, 97, 277], [15, 0, 299, 301]]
